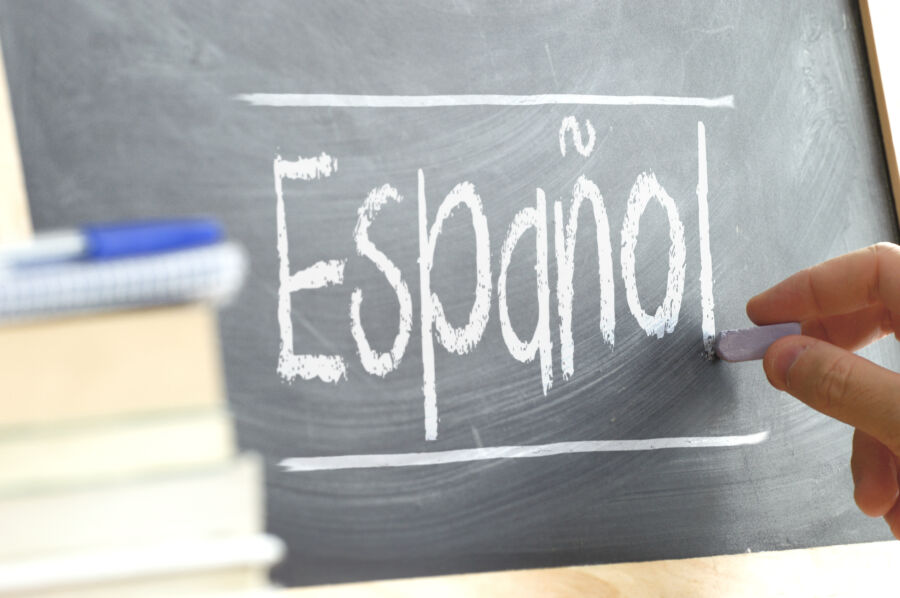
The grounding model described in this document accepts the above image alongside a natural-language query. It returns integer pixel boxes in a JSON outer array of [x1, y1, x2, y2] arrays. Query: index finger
[[747, 243, 900, 325]]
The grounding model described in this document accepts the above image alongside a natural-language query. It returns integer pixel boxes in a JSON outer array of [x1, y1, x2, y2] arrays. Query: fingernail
[[745, 296, 759, 316], [772, 343, 806, 388]]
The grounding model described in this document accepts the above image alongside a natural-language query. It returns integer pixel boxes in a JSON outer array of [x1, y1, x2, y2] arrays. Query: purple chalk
[[714, 322, 802, 362]]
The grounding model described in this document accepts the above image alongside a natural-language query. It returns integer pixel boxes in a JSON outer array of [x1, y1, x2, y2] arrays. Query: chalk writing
[[274, 122, 711, 439], [559, 116, 596, 157]]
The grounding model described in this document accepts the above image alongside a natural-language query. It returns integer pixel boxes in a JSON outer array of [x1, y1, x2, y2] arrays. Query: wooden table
[[288, 541, 900, 597]]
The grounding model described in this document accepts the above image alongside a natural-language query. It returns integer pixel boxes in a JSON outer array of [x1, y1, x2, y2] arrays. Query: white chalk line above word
[[236, 93, 735, 109], [280, 431, 769, 472]]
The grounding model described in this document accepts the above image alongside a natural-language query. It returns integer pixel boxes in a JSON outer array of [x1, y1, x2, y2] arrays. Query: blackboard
[[3, 0, 899, 587]]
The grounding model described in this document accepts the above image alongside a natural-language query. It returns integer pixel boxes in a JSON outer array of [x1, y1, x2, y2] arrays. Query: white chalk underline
[[280, 431, 769, 472], [236, 93, 735, 109]]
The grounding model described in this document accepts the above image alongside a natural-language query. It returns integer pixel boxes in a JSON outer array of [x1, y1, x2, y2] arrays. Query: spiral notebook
[[0, 242, 246, 322]]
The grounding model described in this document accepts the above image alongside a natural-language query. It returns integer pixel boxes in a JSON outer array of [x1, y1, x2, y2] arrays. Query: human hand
[[746, 243, 900, 538]]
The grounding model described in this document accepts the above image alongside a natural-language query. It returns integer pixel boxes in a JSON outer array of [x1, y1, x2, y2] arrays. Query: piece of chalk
[[714, 322, 802, 362]]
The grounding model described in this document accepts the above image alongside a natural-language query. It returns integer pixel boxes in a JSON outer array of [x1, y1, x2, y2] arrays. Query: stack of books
[[0, 220, 283, 597]]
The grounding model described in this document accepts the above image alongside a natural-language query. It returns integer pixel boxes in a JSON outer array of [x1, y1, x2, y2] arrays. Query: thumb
[[764, 335, 900, 454]]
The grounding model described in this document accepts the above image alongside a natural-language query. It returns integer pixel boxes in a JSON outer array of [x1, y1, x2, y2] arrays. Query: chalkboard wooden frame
[[861, 0, 900, 231], [0, 39, 28, 245]]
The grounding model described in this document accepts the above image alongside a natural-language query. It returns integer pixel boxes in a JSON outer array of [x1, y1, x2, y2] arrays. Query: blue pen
[[0, 219, 224, 268]]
